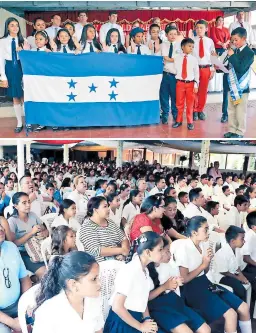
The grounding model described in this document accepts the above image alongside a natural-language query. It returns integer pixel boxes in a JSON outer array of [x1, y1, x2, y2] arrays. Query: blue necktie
[[136, 45, 141, 55], [11, 38, 18, 66], [63, 45, 67, 53], [113, 45, 118, 53], [89, 42, 94, 53], [169, 43, 173, 58]]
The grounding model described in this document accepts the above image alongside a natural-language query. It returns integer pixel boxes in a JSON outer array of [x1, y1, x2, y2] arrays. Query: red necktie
[[199, 37, 204, 58], [182, 55, 187, 80], [240, 22, 244, 28]]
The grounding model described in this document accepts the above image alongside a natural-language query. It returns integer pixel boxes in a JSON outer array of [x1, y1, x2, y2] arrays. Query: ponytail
[[125, 240, 136, 263], [123, 189, 140, 208]]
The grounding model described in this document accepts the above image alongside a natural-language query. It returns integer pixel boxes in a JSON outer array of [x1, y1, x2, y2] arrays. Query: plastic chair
[[99, 260, 124, 320], [41, 237, 52, 269], [3, 205, 14, 219], [18, 284, 40, 333], [40, 213, 57, 232], [76, 226, 84, 251]]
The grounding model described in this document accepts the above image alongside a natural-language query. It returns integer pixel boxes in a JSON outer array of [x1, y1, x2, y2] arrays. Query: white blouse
[[122, 202, 140, 224], [109, 208, 122, 227], [33, 291, 104, 333], [56, 45, 76, 53], [81, 42, 100, 53], [51, 214, 81, 232]]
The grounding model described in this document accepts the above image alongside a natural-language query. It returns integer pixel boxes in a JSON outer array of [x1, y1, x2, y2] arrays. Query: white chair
[[99, 260, 124, 320], [41, 237, 52, 269], [18, 284, 40, 333], [76, 226, 84, 251], [3, 205, 14, 219], [40, 213, 57, 232]]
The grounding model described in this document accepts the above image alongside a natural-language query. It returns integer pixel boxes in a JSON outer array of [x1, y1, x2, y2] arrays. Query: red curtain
[[24, 10, 223, 36]]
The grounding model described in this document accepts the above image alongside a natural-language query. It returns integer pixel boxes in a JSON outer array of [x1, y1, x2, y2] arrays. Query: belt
[[199, 65, 211, 68], [163, 71, 175, 76], [177, 79, 194, 83]]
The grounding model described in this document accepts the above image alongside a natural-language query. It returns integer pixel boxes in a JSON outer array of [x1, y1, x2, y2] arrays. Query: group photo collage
[[1, 1, 256, 333]]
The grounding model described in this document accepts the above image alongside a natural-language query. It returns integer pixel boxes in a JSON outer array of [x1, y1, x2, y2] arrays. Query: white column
[[17, 140, 25, 181], [199, 140, 210, 175], [0, 145, 3, 160], [116, 141, 123, 168], [63, 144, 69, 164], [26, 141, 31, 163]]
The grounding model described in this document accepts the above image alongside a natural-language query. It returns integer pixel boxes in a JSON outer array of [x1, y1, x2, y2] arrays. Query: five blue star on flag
[[109, 90, 118, 101], [67, 92, 77, 101], [109, 78, 119, 88], [89, 83, 97, 93], [67, 79, 77, 89]]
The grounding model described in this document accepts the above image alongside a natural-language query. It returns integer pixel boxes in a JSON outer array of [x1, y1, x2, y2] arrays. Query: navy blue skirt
[[104, 308, 142, 333], [5, 60, 23, 98], [183, 274, 243, 323], [148, 292, 205, 332]]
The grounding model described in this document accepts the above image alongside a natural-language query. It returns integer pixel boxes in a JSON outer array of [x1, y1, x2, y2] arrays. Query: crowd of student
[[0, 10, 254, 137], [1, 158, 256, 332]]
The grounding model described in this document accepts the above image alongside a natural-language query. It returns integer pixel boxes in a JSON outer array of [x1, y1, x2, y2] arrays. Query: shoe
[[34, 125, 46, 132], [193, 112, 198, 121], [187, 123, 194, 130], [14, 125, 23, 133], [172, 122, 182, 128], [198, 112, 206, 120], [221, 115, 228, 123], [52, 127, 59, 131], [224, 132, 235, 138], [26, 124, 33, 133], [64, 127, 71, 131], [231, 134, 244, 138], [162, 117, 168, 125]]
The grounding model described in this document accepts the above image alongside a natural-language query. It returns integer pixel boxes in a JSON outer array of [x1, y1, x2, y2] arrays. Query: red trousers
[[194, 67, 211, 112], [176, 81, 195, 124]]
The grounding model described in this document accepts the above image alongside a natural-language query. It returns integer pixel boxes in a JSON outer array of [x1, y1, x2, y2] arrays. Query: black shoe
[[231, 134, 244, 138], [162, 117, 168, 125], [221, 115, 228, 123], [34, 125, 46, 132], [224, 132, 235, 138], [52, 127, 59, 131], [187, 123, 194, 130], [14, 125, 23, 133], [198, 112, 206, 120], [172, 122, 182, 128], [193, 112, 198, 121], [64, 127, 71, 131]]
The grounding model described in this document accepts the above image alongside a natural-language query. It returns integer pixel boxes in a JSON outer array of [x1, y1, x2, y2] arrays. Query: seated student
[[95, 179, 108, 196], [50, 225, 76, 263], [147, 24, 162, 56], [175, 216, 251, 333], [33, 251, 103, 333], [104, 28, 126, 53], [224, 28, 254, 139], [51, 199, 80, 232], [121, 190, 143, 227], [187, 177, 199, 193], [148, 237, 209, 333], [80, 24, 102, 53], [164, 186, 178, 199], [4, 178, 16, 199], [160, 26, 180, 124], [214, 226, 250, 302], [0, 182, 11, 215], [213, 177, 224, 197], [161, 197, 186, 240], [219, 185, 234, 212], [242, 212, 256, 278], [54, 28, 80, 53], [98, 181, 116, 199], [8, 192, 48, 279], [127, 27, 151, 55], [149, 176, 166, 195], [107, 192, 122, 227], [0, 221, 32, 333], [182, 188, 208, 219], [205, 201, 225, 235], [177, 191, 189, 213], [175, 176, 188, 195], [244, 187, 256, 213], [224, 195, 249, 229], [119, 184, 131, 211], [172, 38, 199, 131], [104, 232, 160, 333], [79, 196, 129, 262]]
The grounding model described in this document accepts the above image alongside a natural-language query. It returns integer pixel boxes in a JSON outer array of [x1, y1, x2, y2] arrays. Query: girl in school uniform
[[54, 28, 81, 54], [0, 17, 31, 133], [107, 192, 122, 227], [147, 237, 210, 333], [147, 24, 162, 56], [125, 21, 141, 49], [104, 231, 161, 333], [122, 189, 143, 227], [104, 28, 126, 54], [33, 251, 103, 333], [27, 17, 46, 49], [51, 199, 80, 232], [31, 30, 52, 52], [119, 184, 131, 212], [127, 27, 151, 55], [80, 24, 102, 53], [175, 216, 251, 333]]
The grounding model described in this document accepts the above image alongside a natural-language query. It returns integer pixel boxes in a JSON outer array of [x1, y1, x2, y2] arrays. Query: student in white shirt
[[51, 199, 80, 232], [107, 192, 122, 227], [224, 175, 235, 193], [224, 195, 249, 229], [80, 24, 102, 53], [187, 177, 199, 193], [231, 175, 240, 191], [45, 14, 61, 39], [204, 201, 225, 243], [27, 17, 46, 49], [183, 188, 208, 219], [50, 225, 76, 262], [119, 184, 131, 212], [175, 176, 188, 195], [67, 176, 89, 222], [33, 251, 103, 333], [244, 187, 256, 213], [99, 10, 125, 47], [213, 177, 224, 197], [54, 29, 80, 54], [104, 231, 161, 333], [177, 191, 189, 213], [175, 216, 250, 332], [219, 185, 234, 212], [229, 11, 252, 45], [146, 17, 167, 42], [147, 24, 162, 56], [104, 28, 126, 54], [75, 11, 89, 42], [121, 190, 143, 227], [127, 27, 151, 55], [149, 176, 166, 196]]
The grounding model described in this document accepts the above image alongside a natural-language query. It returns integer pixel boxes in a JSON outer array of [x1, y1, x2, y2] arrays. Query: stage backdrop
[[24, 10, 223, 36]]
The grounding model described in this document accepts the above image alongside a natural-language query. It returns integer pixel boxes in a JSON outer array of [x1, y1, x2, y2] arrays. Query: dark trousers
[[217, 48, 228, 117], [252, 48, 256, 55], [220, 276, 247, 302], [243, 264, 256, 293], [160, 72, 178, 120]]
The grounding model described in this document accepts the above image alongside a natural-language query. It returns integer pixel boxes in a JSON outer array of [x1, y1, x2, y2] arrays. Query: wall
[[0, 8, 27, 37]]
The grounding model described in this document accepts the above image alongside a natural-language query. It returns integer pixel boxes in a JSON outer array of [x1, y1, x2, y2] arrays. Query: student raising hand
[[130, 38, 136, 53], [50, 38, 57, 51]]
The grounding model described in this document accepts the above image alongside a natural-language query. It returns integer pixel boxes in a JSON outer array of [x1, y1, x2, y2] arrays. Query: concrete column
[[116, 141, 123, 168], [199, 140, 210, 175], [17, 140, 24, 181], [63, 144, 69, 164], [0, 145, 3, 160], [26, 141, 31, 163]]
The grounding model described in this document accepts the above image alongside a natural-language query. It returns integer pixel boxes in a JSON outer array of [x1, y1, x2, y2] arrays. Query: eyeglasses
[[3, 268, 11, 288]]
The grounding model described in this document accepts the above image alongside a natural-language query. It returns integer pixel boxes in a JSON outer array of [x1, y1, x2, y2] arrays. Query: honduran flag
[[19, 51, 163, 127]]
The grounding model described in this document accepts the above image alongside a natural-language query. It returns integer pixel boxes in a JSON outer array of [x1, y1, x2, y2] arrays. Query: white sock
[[13, 104, 23, 127], [239, 320, 252, 333], [224, 331, 237, 333]]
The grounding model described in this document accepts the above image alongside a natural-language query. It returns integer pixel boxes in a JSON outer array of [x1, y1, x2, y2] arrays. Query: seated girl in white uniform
[[175, 216, 251, 333], [122, 190, 143, 227], [51, 199, 80, 232], [104, 28, 126, 54], [107, 192, 122, 227], [33, 251, 103, 333]]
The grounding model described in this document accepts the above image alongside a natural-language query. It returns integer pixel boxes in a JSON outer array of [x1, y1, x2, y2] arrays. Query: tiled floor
[[0, 100, 256, 139]]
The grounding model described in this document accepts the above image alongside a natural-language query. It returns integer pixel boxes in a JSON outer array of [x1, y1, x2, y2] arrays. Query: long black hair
[[55, 28, 76, 51], [244, 186, 254, 200], [36, 251, 96, 309], [1, 17, 24, 47], [140, 194, 164, 215], [58, 199, 75, 217], [185, 216, 207, 237], [123, 189, 140, 208], [80, 24, 102, 51], [10, 192, 29, 217], [31, 17, 45, 36], [51, 225, 74, 255], [105, 28, 126, 53], [87, 196, 107, 217], [34, 30, 52, 50]]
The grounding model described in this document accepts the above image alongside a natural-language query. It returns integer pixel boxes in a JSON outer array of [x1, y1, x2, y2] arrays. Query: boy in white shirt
[[127, 27, 151, 55], [242, 212, 256, 284], [177, 191, 189, 213], [224, 195, 249, 229], [213, 177, 224, 197], [173, 38, 199, 131]]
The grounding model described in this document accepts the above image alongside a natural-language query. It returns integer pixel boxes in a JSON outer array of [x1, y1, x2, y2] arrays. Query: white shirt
[[219, 193, 234, 211], [127, 44, 151, 55], [99, 22, 125, 45], [242, 229, 256, 262], [56, 45, 76, 53], [183, 202, 208, 219], [122, 202, 140, 224], [33, 291, 104, 333], [231, 181, 240, 190], [109, 208, 122, 227], [213, 243, 246, 283], [51, 214, 81, 232], [201, 184, 213, 199], [45, 26, 61, 39], [177, 201, 188, 213], [147, 30, 167, 42], [225, 206, 241, 228], [105, 44, 122, 53], [147, 40, 162, 56], [149, 186, 165, 196], [81, 41, 100, 53], [161, 41, 181, 74], [192, 36, 215, 70], [0, 36, 23, 80], [27, 35, 36, 49], [174, 53, 199, 88], [109, 254, 151, 312], [250, 198, 256, 208], [223, 182, 235, 193], [229, 21, 252, 44], [213, 184, 223, 197], [31, 47, 48, 52], [67, 190, 88, 217], [74, 23, 85, 42]]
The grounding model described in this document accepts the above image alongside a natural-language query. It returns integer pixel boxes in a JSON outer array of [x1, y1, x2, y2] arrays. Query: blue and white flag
[[19, 51, 163, 127]]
